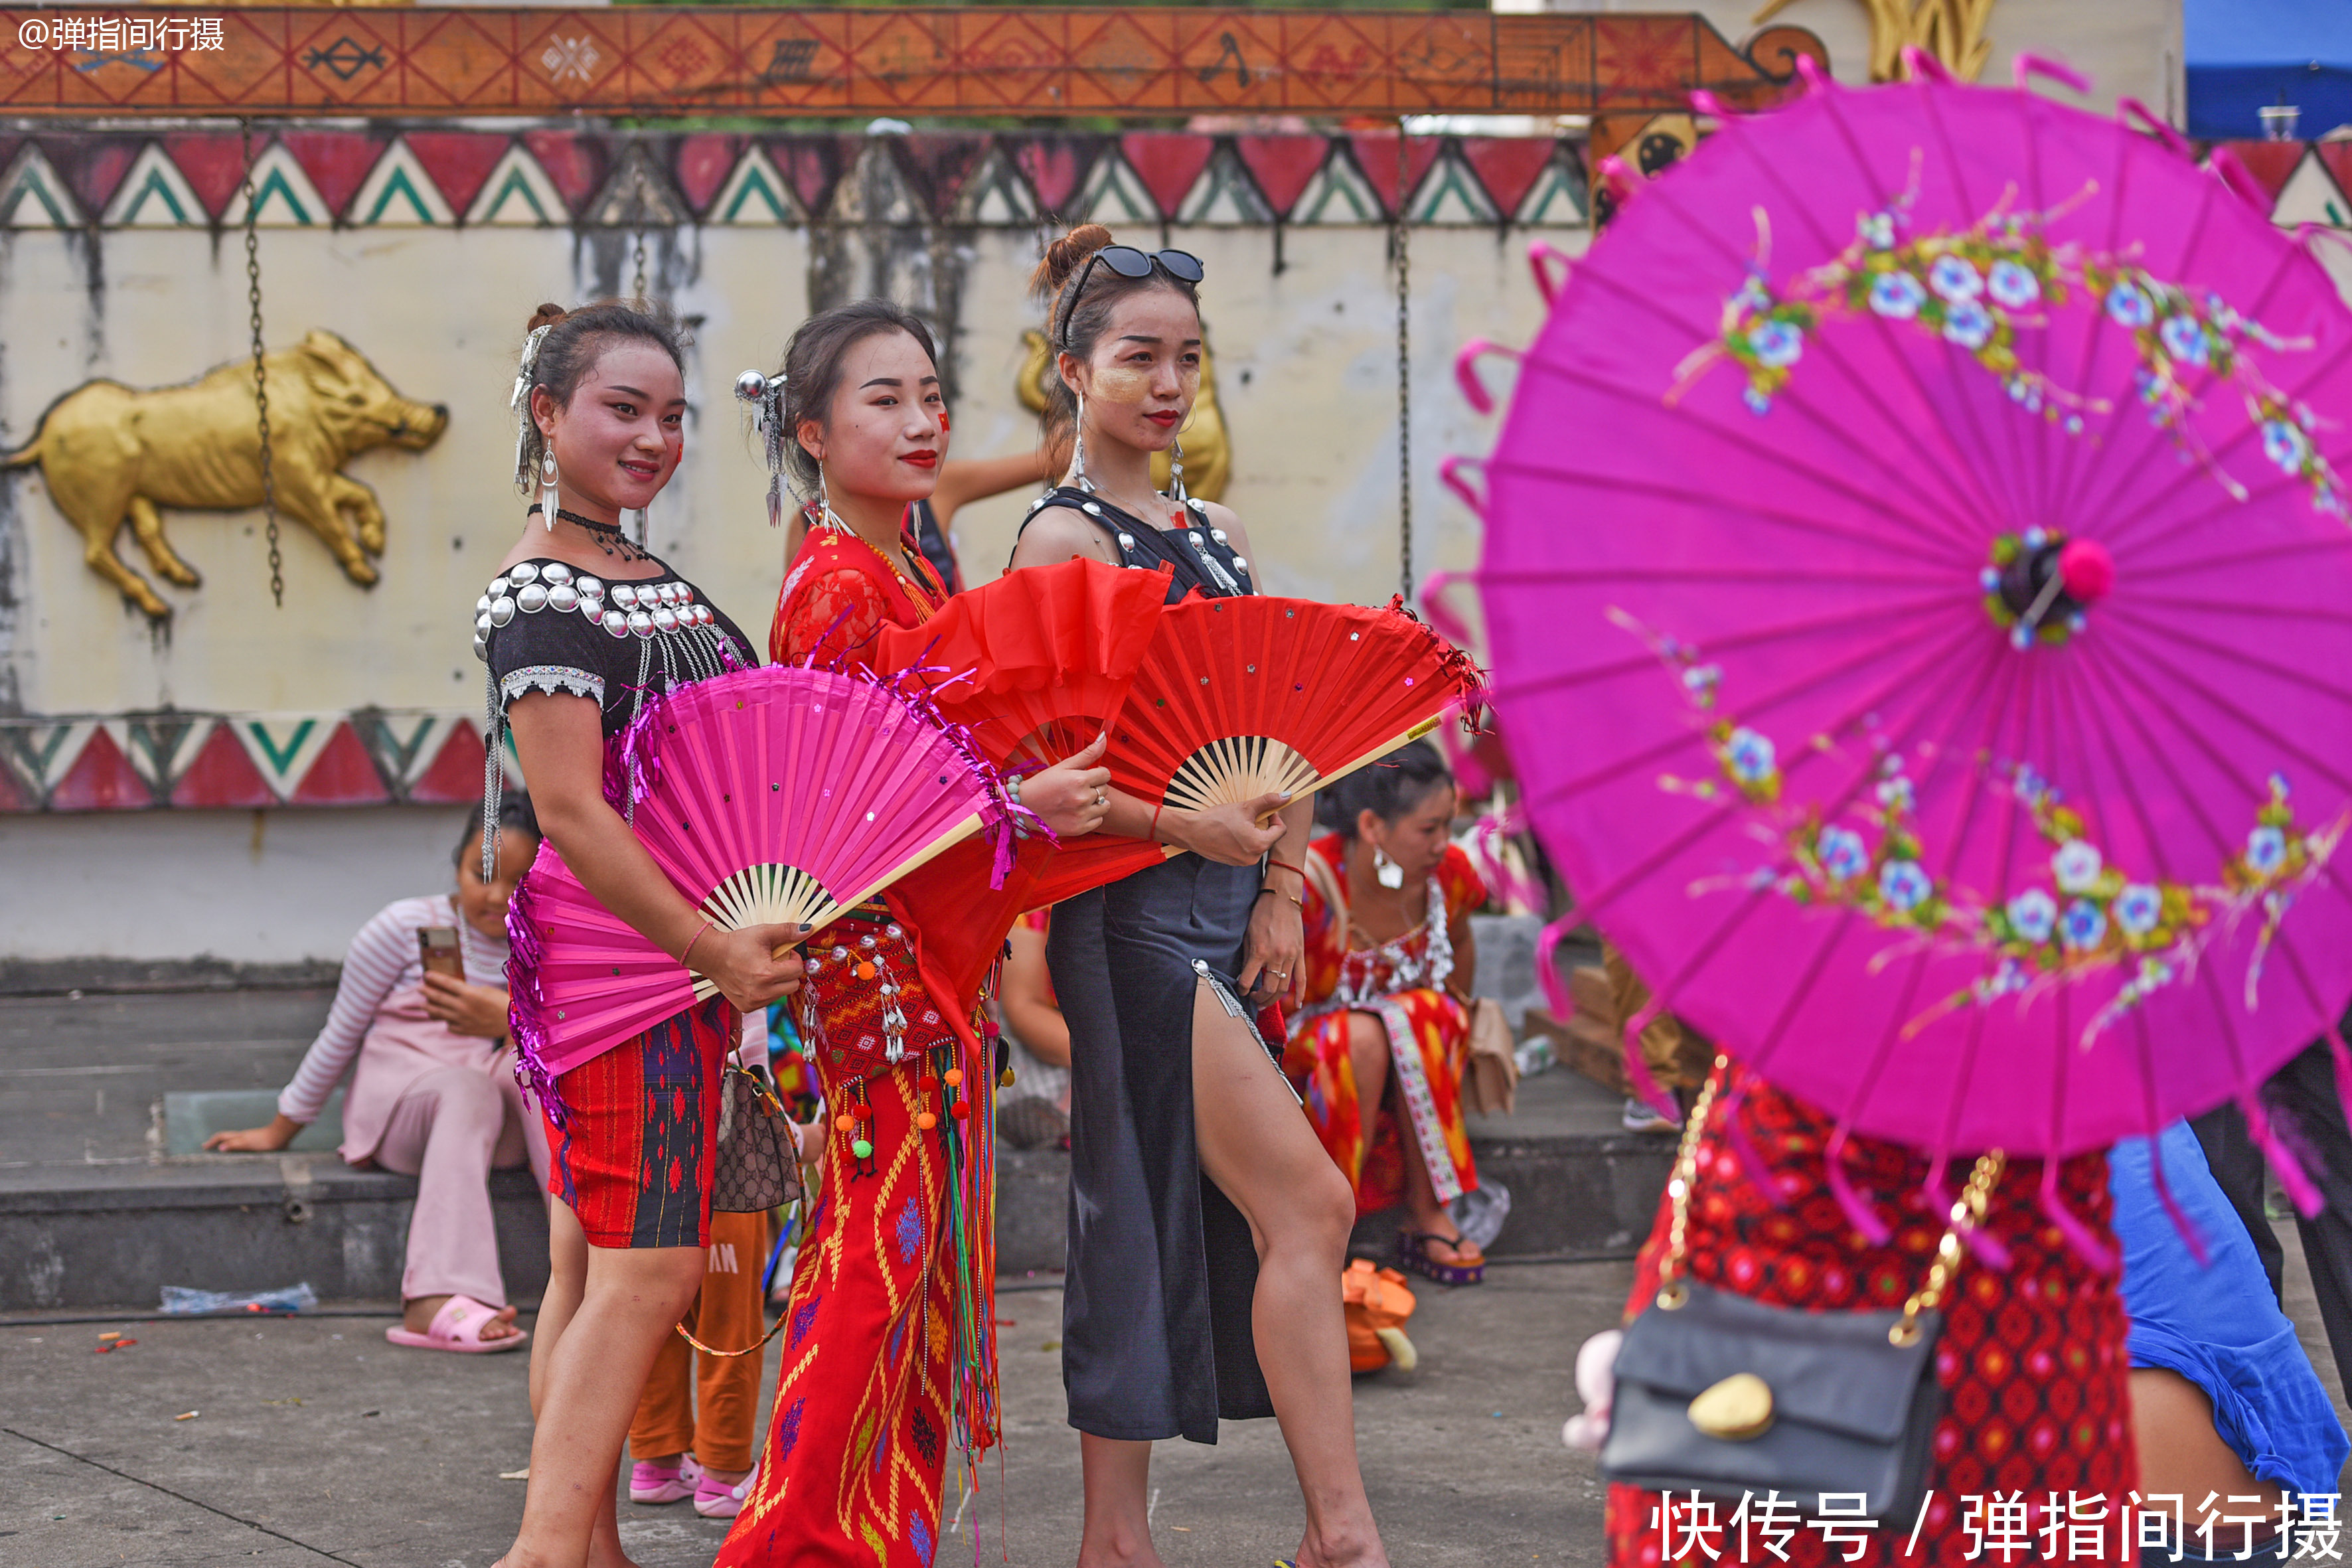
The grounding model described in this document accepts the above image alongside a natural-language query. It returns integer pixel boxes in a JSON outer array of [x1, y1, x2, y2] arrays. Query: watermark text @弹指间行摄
[[15, 16, 227, 53], [1646, 1488, 2341, 1560]]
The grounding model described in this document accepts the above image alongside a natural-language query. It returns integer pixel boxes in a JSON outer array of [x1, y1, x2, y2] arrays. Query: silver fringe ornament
[[510, 323, 550, 491], [735, 368, 791, 528], [1071, 390, 1095, 493]]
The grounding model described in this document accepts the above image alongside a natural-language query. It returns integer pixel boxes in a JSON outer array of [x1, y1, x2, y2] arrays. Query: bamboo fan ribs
[[508, 664, 1010, 1073], [1107, 596, 1484, 814]]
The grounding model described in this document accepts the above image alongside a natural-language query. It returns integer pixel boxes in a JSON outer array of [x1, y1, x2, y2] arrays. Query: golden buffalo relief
[[1017, 329, 1231, 505], [1, 330, 447, 620]]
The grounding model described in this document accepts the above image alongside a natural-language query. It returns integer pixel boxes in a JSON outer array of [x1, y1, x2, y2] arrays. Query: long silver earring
[[1071, 392, 1094, 493], [1167, 431, 1190, 509], [815, 463, 836, 530], [539, 446, 558, 530], [1374, 844, 1405, 890]]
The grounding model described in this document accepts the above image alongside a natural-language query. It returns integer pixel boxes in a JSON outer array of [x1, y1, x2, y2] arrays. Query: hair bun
[[1030, 224, 1115, 299], [526, 302, 570, 333]]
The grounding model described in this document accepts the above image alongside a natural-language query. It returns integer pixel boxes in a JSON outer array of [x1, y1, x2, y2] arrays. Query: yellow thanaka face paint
[[1088, 365, 1156, 405]]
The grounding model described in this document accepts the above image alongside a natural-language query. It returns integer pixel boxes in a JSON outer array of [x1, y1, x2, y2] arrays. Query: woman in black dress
[[1008, 228, 1389, 1568], [473, 301, 803, 1568]]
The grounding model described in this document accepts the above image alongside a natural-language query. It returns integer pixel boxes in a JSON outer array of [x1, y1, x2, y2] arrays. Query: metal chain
[[632, 226, 649, 548], [1892, 1148, 2005, 1346], [1651, 1056, 1723, 1310], [239, 119, 282, 608], [1393, 121, 1413, 604]]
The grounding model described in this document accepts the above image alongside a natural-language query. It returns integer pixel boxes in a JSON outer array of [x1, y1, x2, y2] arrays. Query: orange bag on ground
[[1342, 1258, 1419, 1374]]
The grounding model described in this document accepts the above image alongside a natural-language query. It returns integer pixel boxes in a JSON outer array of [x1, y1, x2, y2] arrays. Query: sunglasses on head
[[1057, 246, 1206, 349]]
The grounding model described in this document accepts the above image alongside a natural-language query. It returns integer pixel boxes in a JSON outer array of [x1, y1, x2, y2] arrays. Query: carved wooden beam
[[0, 9, 1824, 119]]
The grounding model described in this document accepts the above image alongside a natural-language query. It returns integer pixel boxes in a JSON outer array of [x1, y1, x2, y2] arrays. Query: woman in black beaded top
[[1009, 228, 1391, 1568], [472, 300, 802, 1568]]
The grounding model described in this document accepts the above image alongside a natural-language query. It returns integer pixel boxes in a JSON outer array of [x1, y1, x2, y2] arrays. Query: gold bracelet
[[1255, 887, 1303, 908]]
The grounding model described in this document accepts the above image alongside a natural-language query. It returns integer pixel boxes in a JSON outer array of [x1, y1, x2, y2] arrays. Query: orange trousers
[[629, 1208, 773, 1473]]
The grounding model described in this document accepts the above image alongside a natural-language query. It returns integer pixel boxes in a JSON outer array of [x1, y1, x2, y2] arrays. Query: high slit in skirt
[[1049, 854, 1273, 1444]]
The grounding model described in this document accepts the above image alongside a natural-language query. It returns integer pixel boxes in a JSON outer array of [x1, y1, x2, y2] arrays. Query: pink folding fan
[[507, 663, 1011, 1085]]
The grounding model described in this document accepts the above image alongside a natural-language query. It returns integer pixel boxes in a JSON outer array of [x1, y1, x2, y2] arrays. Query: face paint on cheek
[[1090, 366, 1155, 405]]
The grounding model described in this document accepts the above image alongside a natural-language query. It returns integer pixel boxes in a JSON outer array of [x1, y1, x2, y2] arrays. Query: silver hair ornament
[[511, 324, 552, 489], [735, 368, 791, 528]]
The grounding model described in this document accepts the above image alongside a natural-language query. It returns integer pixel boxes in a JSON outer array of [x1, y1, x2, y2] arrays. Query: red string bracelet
[[1150, 800, 1166, 840], [678, 917, 717, 971], [1265, 857, 1304, 880]]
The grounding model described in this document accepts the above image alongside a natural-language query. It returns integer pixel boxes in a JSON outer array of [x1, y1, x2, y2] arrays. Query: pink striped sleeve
[[276, 900, 424, 1123]]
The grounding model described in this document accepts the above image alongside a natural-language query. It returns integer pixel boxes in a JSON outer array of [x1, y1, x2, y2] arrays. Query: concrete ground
[[2, 1261, 1620, 1567]]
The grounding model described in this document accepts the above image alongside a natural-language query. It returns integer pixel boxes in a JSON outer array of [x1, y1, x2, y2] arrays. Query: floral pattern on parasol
[[1678, 157, 2347, 518], [1469, 61, 2352, 1245]]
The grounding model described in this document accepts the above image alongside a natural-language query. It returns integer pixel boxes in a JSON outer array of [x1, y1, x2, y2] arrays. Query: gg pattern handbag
[[1600, 1058, 2004, 1525], [710, 1054, 801, 1215]]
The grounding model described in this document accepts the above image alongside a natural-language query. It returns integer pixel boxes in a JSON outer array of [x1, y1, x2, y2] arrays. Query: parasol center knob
[[2058, 538, 2115, 604]]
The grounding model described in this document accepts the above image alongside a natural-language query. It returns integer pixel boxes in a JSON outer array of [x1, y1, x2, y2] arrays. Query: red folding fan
[[1106, 596, 1485, 815], [870, 555, 1171, 771], [872, 557, 1174, 1006], [507, 664, 1010, 1078]]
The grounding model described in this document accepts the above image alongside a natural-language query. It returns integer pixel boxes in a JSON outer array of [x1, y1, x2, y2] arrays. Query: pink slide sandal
[[384, 1294, 528, 1354]]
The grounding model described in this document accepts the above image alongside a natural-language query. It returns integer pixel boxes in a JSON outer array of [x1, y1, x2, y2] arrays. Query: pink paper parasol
[[1470, 57, 2352, 1238]]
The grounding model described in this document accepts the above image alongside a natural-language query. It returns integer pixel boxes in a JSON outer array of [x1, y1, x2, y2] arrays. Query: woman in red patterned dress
[[715, 300, 1112, 1568], [1288, 744, 1494, 1287], [1593, 1050, 2136, 1565]]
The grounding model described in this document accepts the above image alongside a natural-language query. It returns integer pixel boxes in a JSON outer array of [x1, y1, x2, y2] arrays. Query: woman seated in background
[[995, 909, 1072, 1150], [206, 799, 547, 1352], [1287, 742, 1491, 1287]]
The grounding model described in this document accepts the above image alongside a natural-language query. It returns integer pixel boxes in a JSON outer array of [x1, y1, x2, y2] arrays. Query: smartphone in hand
[[418, 925, 464, 980]]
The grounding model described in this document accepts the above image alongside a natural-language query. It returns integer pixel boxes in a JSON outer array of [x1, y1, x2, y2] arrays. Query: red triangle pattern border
[[7, 123, 1610, 228], [11, 121, 2348, 232], [0, 710, 491, 813]]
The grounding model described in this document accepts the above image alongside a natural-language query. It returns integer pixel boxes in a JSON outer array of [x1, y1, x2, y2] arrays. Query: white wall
[[0, 805, 473, 963]]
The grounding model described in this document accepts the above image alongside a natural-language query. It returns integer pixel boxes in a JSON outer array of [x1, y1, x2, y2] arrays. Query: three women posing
[[485, 237, 1393, 1565]]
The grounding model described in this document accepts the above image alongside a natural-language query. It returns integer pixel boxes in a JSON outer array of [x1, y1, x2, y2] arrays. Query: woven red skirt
[[1605, 1059, 2134, 1567], [542, 996, 732, 1250]]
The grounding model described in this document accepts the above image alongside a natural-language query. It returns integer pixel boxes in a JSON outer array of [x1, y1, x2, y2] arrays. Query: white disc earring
[[1375, 845, 1405, 890]]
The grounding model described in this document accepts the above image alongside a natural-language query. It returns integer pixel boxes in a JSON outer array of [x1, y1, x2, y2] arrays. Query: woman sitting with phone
[[206, 799, 549, 1353]]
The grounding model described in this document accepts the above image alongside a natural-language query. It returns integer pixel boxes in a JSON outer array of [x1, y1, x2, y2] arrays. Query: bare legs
[[1073, 986, 1387, 1568], [1343, 1013, 1477, 1267], [501, 1198, 704, 1568], [1075, 1433, 1161, 1568]]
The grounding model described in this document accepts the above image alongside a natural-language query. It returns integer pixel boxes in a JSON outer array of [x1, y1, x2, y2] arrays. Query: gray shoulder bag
[[1601, 1062, 2005, 1526]]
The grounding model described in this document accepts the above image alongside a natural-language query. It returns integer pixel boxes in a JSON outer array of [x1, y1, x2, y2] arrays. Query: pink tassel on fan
[[503, 870, 568, 1125]]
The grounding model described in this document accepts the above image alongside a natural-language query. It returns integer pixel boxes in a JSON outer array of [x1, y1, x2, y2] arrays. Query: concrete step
[[1, 985, 1672, 1310]]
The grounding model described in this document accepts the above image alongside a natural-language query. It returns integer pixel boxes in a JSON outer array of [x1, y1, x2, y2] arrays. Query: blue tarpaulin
[[2187, 0, 2352, 139]]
